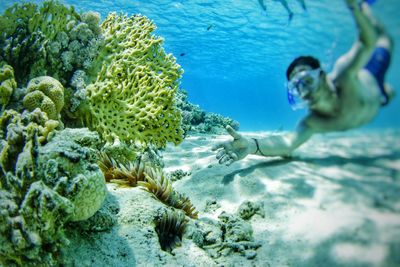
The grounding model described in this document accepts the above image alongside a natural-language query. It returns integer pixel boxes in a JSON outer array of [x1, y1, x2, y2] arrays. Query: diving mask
[[287, 68, 321, 110]]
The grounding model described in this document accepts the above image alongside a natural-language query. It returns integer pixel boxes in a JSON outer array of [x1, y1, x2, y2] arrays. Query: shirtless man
[[213, 0, 394, 166]]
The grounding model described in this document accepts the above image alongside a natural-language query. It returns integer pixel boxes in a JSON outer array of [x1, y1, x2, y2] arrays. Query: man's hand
[[211, 126, 254, 166]]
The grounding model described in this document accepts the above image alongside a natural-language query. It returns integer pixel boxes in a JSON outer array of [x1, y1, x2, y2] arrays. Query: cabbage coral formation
[[86, 13, 184, 148]]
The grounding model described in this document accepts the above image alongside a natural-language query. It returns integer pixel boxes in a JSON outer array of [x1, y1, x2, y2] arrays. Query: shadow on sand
[[222, 151, 400, 185]]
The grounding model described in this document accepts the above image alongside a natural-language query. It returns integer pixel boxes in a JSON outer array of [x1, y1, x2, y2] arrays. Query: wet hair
[[286, 56, 321, 80]]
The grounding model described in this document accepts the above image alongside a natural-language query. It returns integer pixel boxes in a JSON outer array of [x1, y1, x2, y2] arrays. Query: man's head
[[286, 56, 321, 80], [286, 56, 323, 110]]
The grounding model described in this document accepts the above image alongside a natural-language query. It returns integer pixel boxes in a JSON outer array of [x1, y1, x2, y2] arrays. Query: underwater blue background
[[1, 0, 399, 131]]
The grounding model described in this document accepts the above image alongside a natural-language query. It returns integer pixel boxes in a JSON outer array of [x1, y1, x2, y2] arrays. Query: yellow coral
[[23, 76, 64, 120], [86, 13, 183, 148], [0, 63, 17, 111]]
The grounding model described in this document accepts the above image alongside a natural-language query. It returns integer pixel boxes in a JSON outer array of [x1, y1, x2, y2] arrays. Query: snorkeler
[[213, 0, 395, 166], [258, 0, 307, 21]]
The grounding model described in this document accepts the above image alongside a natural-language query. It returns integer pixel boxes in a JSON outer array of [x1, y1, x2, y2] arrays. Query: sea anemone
[[139, 167, 173, 202], [97, 152, 118, 182], [98, 153, 199, 218], [139, 167, 198, 219], [155, 209, 188, 253], [97, 152, 147, 186], [112, 158, 147, 186], [170, 192, 199, 219]]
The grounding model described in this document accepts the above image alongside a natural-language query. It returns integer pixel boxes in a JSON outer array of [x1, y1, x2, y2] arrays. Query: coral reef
[[176, 89, 240, 135], [203, 198, 221, 213], [85, 12, 183, 148], [169, 169, 191, 182], [0, 109, 70, 266], [0, 1, 103, 87], [23, 76, 65, 120], [0, 63, 17, 112], [155, 209, 188, 253], [0, 112, 106, 265]]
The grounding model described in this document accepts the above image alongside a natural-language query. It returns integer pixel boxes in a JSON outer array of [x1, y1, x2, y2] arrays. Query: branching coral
[[0, 63, 17, 112], [86, 12, 183, 148], [155, 209, 188, 253], [0, 109, 57, 172]]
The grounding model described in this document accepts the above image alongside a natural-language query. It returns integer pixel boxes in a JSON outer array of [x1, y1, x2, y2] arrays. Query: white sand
[[64, 129, 400, 267]]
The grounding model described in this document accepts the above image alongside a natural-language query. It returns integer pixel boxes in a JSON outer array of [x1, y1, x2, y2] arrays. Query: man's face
[[286, 64, 323, 110], [288, 65, 322, 100]]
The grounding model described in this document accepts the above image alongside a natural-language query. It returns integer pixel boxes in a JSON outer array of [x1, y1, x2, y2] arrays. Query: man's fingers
[[211, 142, 226, 151], [219, 154, 231, 165], [216, 150, 225, 160], [225, 125, 242, 140], [225, 158, 235, 166]]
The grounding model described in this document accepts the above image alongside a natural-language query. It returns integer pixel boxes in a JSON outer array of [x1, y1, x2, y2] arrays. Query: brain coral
[[86, 13, 184, 148], [23, 76, 64, 120]]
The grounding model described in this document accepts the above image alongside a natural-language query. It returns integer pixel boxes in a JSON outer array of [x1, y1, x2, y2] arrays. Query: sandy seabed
[[63, 129, 400, 267]]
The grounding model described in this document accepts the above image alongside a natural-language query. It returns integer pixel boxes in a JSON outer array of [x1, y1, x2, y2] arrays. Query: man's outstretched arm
[[252, 120, 314, 157], [212, 120, 315, 165]]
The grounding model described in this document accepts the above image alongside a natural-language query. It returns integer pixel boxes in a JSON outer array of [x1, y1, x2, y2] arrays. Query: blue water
[[1, 0, 399, 131]]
